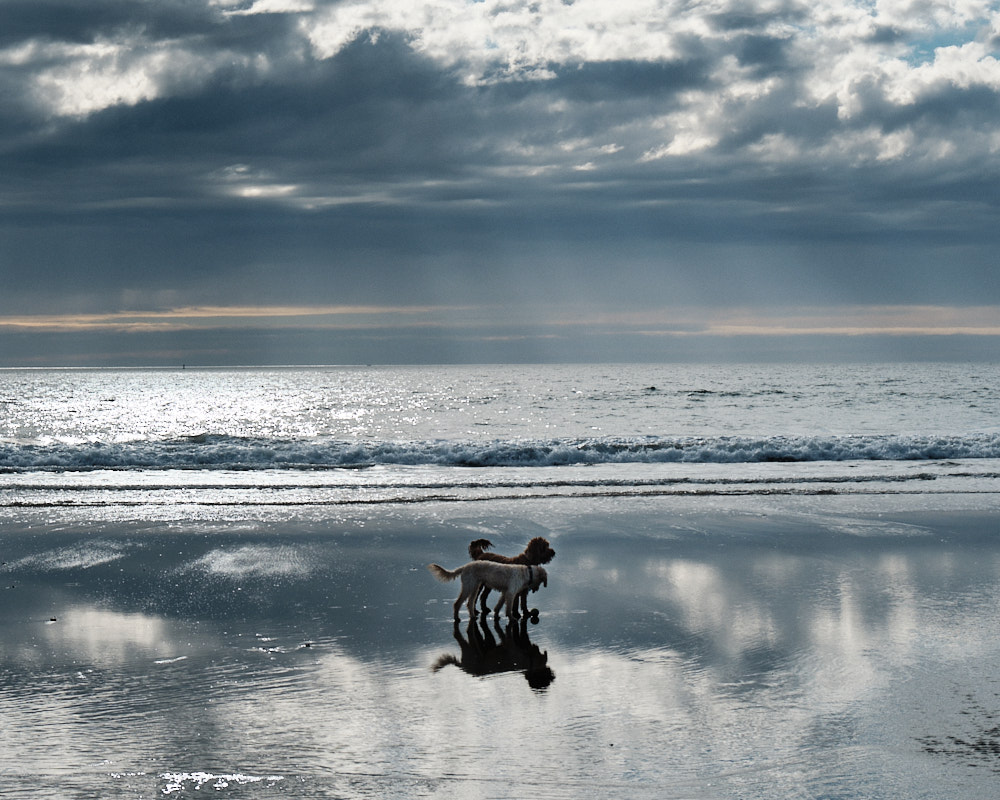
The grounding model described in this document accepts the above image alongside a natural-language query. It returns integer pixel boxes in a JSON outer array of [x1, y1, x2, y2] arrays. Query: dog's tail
[[427, 563, 462, 583], [468, 538, 493, 559], [431, 654, 461, 672]]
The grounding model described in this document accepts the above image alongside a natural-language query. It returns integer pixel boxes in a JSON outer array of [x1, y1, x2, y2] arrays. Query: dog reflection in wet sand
[[433, 616, 555, 690], [427, 560, 547, 621]]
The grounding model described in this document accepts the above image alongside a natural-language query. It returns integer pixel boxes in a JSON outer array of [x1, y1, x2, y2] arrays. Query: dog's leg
[[499, 590, 517, 619], [454, 577, 473, 620], [479, 586, 492, 613], [509, 589, 522, 619], [466, 581, 482, 619]]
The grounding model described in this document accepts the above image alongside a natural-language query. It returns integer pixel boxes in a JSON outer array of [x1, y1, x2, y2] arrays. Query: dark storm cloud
[[44, 33, 457, 168], [709, 4, 809, 33], [547, 57, 712, 101], [0, 0, 214, 46], [2, 31, 496, 204]]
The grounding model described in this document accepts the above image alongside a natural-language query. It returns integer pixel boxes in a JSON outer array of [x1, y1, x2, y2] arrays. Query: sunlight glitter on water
[[160, 772, 286, 793]]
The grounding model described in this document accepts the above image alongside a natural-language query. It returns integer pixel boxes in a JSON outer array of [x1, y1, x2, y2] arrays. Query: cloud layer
[[1, 0, 998, 362]]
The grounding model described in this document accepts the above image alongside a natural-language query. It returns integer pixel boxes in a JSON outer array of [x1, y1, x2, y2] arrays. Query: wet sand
[[2, 499, 1000, 798]]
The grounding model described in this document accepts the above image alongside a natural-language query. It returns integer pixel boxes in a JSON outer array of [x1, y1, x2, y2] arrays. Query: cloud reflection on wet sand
[[1, 509, 999, 798]]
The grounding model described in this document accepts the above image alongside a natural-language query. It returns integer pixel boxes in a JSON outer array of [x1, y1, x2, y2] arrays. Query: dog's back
[[470, 536, 554, 566], [429, 560, 522, 587]]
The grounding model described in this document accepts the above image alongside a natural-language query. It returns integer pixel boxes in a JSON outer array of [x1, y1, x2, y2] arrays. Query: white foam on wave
[[3, 432, 1000, 471]]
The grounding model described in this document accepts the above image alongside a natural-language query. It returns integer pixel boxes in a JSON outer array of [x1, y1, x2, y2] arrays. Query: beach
[[3, 363, 999, 797], [3, 490, 1000, 799]]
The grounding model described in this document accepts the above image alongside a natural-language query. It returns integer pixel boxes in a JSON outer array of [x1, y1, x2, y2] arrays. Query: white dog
[[427, 560, 547, 620]]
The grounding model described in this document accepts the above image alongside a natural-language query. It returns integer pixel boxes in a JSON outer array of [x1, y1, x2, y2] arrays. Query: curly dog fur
[[468, 537, 555, 614], [428, 561, 548, 620]]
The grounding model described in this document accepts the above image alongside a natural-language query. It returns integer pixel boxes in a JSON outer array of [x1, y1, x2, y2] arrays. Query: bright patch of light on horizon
[[0, 304, 477, 332], [551, 305, 1000, 338], [4, 304, 1000, 339]]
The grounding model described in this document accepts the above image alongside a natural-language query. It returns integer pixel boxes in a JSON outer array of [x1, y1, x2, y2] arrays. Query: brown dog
[[469, 537, 555, 615], [428, 561, 548, 620]]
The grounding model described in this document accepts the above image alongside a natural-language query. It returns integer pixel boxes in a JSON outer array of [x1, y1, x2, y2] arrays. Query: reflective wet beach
[[2, 502, 1000, 798]]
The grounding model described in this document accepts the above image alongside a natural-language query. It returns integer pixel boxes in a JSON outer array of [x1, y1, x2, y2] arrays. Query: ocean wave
[[2, 433, 1000, 472]]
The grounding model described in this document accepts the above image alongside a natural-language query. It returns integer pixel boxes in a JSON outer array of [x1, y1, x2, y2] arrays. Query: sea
[[2, 362, 999, 520]]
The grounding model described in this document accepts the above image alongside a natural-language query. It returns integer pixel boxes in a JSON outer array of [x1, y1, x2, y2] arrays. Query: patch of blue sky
[[901, 23, 988, 66]]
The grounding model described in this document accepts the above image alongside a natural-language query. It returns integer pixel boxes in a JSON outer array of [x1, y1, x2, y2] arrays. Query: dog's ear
[[468, 538, 493, 558]]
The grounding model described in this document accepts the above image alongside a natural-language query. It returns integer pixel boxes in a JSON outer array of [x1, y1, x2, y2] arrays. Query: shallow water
[[2, 502, 1000, 798]]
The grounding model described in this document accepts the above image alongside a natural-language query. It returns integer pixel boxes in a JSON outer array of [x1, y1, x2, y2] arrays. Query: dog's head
[[468, 538, 493, 559], [530, 566, 548, 592], [525, 537, 555, 565]]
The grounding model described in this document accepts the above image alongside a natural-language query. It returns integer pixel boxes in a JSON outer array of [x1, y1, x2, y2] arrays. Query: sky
[[1, 0, 999, 366]]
